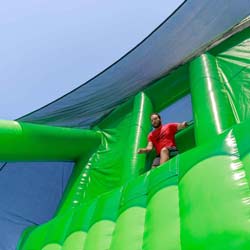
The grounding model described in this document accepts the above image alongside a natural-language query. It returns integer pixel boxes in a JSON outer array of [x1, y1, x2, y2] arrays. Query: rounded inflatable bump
[[83, 220, 116, 250], [110, 174, 149, 250], [42, 211, 74, 247], [62, 231, 87, 250], [110, 207, 146, 250], [63, 199, 98, 240], [179, 155, 250, 250], [83, 188, 122, 249], [42, 243, 62, 250], [143, 186, 180, 250], [143, 161, 180, 250]]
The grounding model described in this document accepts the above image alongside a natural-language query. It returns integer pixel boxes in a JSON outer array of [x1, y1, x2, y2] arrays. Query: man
[[137, 113, 188, 168]]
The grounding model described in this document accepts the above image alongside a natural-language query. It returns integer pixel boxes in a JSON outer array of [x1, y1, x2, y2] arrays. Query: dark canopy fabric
[[19, 0, 250, 128], [0, 162, 73, 250]]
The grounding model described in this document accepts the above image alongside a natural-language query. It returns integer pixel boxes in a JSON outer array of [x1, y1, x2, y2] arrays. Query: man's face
[[151, 114, 162, 128]]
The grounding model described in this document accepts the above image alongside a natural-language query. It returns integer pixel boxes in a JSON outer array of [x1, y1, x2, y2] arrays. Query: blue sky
[[0, 1, 183, 120]]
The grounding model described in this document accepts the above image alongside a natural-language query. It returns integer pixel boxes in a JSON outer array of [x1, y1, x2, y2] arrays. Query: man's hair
[[150, 113, 161, 119]]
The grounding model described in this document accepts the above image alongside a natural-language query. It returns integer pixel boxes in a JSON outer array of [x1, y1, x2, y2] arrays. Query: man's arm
[[177, 121, 188, 131], [137, 141, 153, 154]]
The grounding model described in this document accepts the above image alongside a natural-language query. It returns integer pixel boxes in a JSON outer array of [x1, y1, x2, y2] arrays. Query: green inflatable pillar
[[123, 92, 153, 181], [179, 53, 250, 250], [189, 53, 236, 145]]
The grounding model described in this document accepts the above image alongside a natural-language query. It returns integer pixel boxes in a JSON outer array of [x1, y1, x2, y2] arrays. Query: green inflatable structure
[[1, 4, 250, 250]]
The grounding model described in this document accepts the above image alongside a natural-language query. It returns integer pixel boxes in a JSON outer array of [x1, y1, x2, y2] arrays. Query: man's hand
[[178, 121, 188, 130], [183, 121, 188, 127], [138, 142, 153, 154], [137, 148, 147, 154]]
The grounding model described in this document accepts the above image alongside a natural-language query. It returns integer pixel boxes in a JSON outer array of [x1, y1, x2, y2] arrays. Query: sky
[[0, 0, 183, 120]]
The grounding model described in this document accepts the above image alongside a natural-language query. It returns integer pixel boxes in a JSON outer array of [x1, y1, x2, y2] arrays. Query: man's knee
[[160, 147, 170, 164], [160, 147, 169, 155]]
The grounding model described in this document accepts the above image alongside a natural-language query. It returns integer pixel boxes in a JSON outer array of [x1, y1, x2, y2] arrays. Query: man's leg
[[160, 147, 170, 165]]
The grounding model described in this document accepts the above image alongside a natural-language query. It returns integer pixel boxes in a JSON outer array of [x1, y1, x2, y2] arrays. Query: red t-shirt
[[148, 123, 178, 155]]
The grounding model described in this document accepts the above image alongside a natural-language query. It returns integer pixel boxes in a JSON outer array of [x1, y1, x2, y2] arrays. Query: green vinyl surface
[[14, 26, 250, 250]]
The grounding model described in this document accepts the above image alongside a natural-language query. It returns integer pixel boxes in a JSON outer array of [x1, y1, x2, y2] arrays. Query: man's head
[[150, 113, 162, 128]]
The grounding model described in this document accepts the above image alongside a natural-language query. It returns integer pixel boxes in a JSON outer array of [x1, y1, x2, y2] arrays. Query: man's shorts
[[152, 147, 179, 167]]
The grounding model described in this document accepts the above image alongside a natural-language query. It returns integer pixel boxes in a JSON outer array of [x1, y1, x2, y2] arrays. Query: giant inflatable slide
[[1, 1, 250, 250]]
